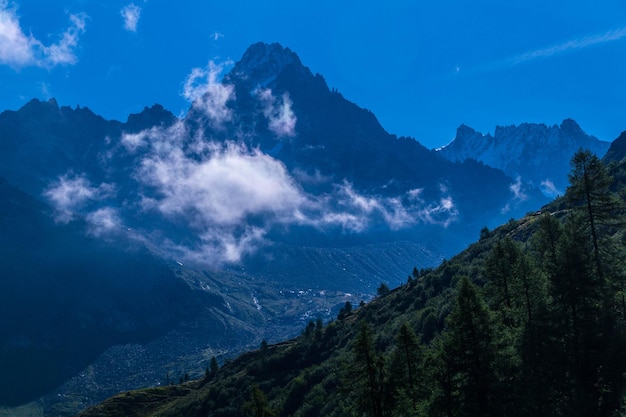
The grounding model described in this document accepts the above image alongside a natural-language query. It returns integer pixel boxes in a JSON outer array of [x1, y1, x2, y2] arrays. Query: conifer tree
[[210, 356, 219, 377], [438, 276, 499, 417], [511, 251, 547, 325], [350, 321, 386, 417], [389, 323, 424, 414], [542, 217, 607, 416], [567, 149, 623, 280], [484, 238, 521, 325], [427, 337, 456, 417], [241, 384, 276, 417], [532, 212, 562, 272]]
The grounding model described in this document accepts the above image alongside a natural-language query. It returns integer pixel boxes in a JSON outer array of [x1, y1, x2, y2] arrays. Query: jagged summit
[[17, 97, 60, 114], [238, 42, 300, 74], [559, 118, 585, 136], [437, 119, 611, 196], [125, 103, 176, 132], [449, 124, 485, 145], [225, 42, 318, 89]]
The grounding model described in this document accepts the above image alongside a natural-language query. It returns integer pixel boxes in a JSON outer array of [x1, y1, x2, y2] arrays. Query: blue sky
[[1, 0, 625, 149]]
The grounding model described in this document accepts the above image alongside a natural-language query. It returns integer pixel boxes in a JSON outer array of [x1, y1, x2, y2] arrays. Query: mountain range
[[437, 119, 611, 197], [0, 41, 620, 415]]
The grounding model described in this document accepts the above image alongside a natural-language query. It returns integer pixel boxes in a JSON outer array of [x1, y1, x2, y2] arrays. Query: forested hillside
[[78, 148, 626, 417]]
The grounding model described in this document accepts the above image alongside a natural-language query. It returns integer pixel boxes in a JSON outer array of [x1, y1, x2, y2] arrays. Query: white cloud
[[86, 207, 122, 236], [0, 2, 86, 68], [39, 81, 50, 98], [45, 174, 113, 212], [461, 25, 626, 76], [325, 182, 458, 231], [257, 89, 297, 137], [509, 176, 528, 202], [121, 120, 460, 264], [43, 13, 87, 66], [182, 60, 235, 128], [291, 168, 332, 185], [44, 174, 115, 223], [0, 0, 33, 66], [138, 138, 306, 226], [514, 26, 626, 64], [199, 226, 266, 263], [211, 31, 224, 41], [125, 123, 304, 262], [540, 179, 562, 198], [417, 196, 458, 228], [502, 176, 529, 214], [148, 225, 267, 265], [120, 126, 162, 152], [121, 3, 141, 32], [407, 188, 423, 200]]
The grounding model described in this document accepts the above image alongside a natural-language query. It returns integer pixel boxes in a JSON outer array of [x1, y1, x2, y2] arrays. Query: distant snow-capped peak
[[437, 119, 611, 197]]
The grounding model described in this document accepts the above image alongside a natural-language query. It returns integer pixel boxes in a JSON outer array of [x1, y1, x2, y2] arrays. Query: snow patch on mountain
[[437, 119, 611, 197]]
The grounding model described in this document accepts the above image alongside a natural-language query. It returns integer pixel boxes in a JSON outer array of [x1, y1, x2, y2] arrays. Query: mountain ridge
[[437, 119, 611, 197]]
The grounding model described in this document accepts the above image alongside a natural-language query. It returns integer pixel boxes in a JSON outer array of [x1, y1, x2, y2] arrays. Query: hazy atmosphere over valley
[[1, 1, 626, 417]]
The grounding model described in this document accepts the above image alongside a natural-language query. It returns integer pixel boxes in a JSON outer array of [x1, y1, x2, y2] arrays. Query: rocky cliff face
[[604, 130, 626, 163], [437, 119, 611, 197]]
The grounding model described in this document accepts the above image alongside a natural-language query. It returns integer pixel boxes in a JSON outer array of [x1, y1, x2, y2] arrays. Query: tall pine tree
[[437, 276, 500, 417], [350, 321, 386, 417], [388, 323, 425, 416], [567, 149, 623, 280]]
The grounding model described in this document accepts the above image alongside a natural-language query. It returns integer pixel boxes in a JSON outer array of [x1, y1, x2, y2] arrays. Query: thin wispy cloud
[[86, 207, 122, 236], [501, 176, 530, 214], [44, 13, 87, 66], [44, 173, 115, 223], [508, 176, 527, 201], [117, 117, 459, 264], [0, 0, 35, 66], [121, 3, 141, 32], [0, 1, 87, 68], [454, 25, 626, 78], [182, 60, 235, 128], [330, 182, 458, 231], [257, 88, 297, 138], [514, 26, 626, 64], [540, 179, 562, 198], [39, 81, 50, 99]]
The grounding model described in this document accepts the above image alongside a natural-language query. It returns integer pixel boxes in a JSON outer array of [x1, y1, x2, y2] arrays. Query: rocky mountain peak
[[559, 118, 584, 137], [457, 124, 490, 142], [437, 119, 611, 197], [455, 124, 480, 139], [125, 104, 177, 133], [226, 42, 308, 88], [437, 124, 491, 158], [18, 98, 60, 116]]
